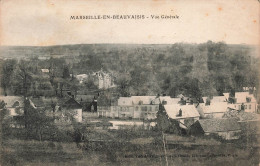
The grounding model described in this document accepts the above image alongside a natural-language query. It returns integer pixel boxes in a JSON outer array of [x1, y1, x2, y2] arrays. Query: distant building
[[107, 120, 153, 130], [62, 97, 83, 122], [75, 74, 88, 84], [92, 70, 116, 89], [75, 94, 95, 112], [224, 92, 258, 113], [41, 69, 49, 73], [196, 102, 231, 119], [0, 96, 24, 116], [164, 104, 200, 128], [189, 118, 241, 140], [202, 96, 227, 105], [100, 96, 181, 120]]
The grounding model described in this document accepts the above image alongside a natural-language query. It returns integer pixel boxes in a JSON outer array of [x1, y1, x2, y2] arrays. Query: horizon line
[[0, 42, 257, 47]]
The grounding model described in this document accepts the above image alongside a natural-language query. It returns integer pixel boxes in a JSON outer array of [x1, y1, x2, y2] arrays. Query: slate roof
[[198, 118, 240, 133], [164, 104, 200, 119], [0, 96, 24, 107], [62, 97, 82, 109]]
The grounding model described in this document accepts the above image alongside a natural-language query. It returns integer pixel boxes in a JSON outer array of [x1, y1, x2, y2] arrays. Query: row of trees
[[0, 41, 258, 101]]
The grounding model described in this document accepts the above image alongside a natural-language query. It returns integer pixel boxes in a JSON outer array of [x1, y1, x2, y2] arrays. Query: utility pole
[[162, 131, 169, 166], [155, 95, 169, 166]]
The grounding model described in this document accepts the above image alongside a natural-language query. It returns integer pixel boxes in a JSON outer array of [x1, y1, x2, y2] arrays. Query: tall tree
[[1, 59, 17, 96]]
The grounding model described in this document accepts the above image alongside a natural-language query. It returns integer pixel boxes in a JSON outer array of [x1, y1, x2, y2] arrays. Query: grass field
[[1, 135, 260, 166]]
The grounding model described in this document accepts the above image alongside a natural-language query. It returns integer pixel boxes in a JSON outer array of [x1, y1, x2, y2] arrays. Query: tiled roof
[[198, 118, 240, 132], [164, 104, 200, 119]]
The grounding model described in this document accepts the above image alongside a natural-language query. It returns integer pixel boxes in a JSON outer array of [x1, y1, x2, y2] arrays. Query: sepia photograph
[[0, 0, 259, 165]]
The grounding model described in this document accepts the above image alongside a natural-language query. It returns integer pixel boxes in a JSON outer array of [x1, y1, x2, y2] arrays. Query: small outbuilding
[[62, 97, 83, 122], [189, 118, 241, 140]]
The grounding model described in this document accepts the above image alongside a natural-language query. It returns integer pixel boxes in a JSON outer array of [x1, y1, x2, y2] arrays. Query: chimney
[[179, 109, 182, 116]]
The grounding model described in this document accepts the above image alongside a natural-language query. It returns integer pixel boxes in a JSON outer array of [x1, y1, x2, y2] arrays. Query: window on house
[[149, 106, 152, 112], [162, 100, 167, 105], [245, 105, 247, 109], [135, 106, 139, 111], [249, 104, 251, 109], [141, 106, 147, 111]]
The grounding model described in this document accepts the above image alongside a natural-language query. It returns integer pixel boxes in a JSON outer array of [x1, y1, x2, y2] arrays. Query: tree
[[11, 61, 33, 97], [116, 74, 131, 97], [156, 103, 181, 134], [1, 59, 17, 96], [23, 98, 55, 141], [62, 65, 70, 79], [0, 100, 12, 138]]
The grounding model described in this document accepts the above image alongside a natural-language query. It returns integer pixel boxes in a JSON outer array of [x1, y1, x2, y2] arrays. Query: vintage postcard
[[0, 0, 259, 165]]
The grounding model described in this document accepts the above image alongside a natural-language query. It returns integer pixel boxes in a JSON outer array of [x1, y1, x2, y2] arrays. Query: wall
[[232, 103, 257, 113], [97, 105, 159, 120]]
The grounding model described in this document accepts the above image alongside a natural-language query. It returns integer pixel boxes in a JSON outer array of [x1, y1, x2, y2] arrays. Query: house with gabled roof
[[189, 118, 241, 140], [224, 92, 258, 113], [114, 96, 182, 120], [61, 97, 83, 122], [164, 104, 200, 129], [196, 102, 231, 118]]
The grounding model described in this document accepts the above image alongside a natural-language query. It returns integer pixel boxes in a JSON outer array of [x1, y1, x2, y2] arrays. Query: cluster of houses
[[96, 90, 259, 140], [1, 88, 259, 140]]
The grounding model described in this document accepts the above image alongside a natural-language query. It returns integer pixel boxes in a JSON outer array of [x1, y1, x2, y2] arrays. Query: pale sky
[[0, 0, 259, 46]]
